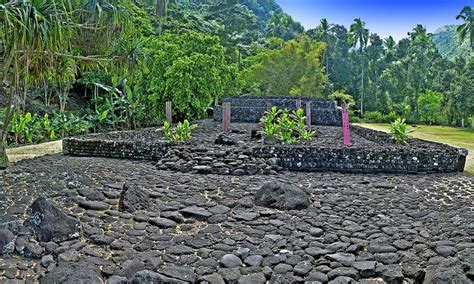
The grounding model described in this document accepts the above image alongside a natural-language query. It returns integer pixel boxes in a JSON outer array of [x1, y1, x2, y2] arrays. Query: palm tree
[[349, 18, 369, 115], [0, 0, 68, 168], [383, 36, 396, 53], [319, 18, 330, 75], [0, 0, 129, 168], [456, 5, 474, 52], [349, 18, 369, 53]]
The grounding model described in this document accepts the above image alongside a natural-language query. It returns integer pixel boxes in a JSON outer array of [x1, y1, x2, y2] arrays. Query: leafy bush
[[162, 120, 198, 142], [364, 111, 398, 123], [364, 111, 384, 123], [7, 110, 91, 145], [260, 106, 281, 140], [242, 35, 327, 98], [260, 107, 315, 144], [137, 31, 236, 119], [330, 90, 355, 106], [417, 90, 442, 124], [389, 118, 413, 144]]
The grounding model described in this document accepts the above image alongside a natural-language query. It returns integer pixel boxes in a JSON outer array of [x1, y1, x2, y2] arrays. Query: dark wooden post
[[296, 98, 302, 110], [166, 101, 172, 125], [223, 102, 231, 133], [305, 102, 312, 127]]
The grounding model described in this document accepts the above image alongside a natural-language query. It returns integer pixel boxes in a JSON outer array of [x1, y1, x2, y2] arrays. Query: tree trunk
[[0, 90, 14, 169], [0, 141, 7, 169], [471, 115, 474, 129]]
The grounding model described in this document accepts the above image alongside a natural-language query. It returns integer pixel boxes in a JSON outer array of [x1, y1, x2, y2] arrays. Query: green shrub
[[389, 118, 413, 144], [364, 111, 384, 122], [364, 111, 398, 123], [162, 120, 198, 142], [417, 90, 442, 124], [260, 106, 282, 140], [260, 107, 315, 144], [329, 90, 355, 106]]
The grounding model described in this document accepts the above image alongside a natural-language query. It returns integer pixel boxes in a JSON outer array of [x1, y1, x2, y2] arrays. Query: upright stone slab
[[166, 101, 172, 125], [296, 98, 302, 110], [342, 104, 351, 146], [305, 102, 312, 127]]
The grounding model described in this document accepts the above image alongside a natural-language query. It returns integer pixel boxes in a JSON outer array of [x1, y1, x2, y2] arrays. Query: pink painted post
[[166, 101, 172, 125], [296, 98, 302, 110], [223, 102, 231, 133], [342, 104, 351, 145], [305, 102, 312, 128]]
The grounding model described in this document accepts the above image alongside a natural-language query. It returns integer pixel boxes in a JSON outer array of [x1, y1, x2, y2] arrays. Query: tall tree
[[349, 18, 369, 115], [456, 5, 474, 52], [0, 0, 131, 168], [0, 0, 68, 168], [265, 12, 304, 41]]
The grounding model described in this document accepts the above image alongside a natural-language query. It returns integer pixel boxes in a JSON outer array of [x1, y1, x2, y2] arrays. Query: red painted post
[[342, 104, 351, 145], [305, 102, 312, 128], [296, 98, 302, 110], [223, 102, 231, 133], [166, 101, 172, 125]]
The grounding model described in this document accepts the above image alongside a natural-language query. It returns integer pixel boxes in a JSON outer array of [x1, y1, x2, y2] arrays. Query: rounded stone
[[220, 254, 242, 268]]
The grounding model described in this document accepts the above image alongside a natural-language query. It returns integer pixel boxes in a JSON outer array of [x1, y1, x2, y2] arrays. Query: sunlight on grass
[[355, 123, 474, 175], [6, 140, 63, 164]]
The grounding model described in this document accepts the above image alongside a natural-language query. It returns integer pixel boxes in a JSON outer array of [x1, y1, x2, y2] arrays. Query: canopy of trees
[[0, 1, 473, 168]]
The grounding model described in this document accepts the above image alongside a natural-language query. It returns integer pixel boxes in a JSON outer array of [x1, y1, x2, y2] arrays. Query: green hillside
[[432, 25, 471, 60]]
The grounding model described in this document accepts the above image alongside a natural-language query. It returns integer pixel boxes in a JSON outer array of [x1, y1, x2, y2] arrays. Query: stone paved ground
[[0, 155, 473, 283]]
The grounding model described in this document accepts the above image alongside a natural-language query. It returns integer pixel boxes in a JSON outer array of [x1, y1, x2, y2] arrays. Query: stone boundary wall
[[63, 126, 468, 174], [256, 145, 465, 174], [213, 96, 342, 126], [63, 138, 170, 160]]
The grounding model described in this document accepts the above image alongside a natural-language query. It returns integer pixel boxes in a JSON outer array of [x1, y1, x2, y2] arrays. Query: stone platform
[[63, 120, 468, 175]]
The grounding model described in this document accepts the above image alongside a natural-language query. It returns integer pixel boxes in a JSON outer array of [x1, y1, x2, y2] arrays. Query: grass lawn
[[355, 123, 474, 175]]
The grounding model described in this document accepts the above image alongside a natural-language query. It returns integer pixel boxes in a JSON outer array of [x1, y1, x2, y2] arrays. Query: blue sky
[[276, 0, 472, 41]]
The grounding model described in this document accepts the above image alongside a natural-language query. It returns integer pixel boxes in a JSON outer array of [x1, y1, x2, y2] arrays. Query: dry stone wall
[[63, 125, 468, 175], [213, 96, 342, 126]]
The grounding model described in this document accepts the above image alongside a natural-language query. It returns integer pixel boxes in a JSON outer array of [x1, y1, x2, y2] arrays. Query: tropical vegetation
[[0, 1, 473, 168]]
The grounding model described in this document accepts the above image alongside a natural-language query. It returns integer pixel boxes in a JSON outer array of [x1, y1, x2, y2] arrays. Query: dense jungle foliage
[[0, 1, 473, 167]]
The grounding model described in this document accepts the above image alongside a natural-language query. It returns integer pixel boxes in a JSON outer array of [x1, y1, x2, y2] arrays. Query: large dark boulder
[[118, 184, 153, 212], [0, 229, 15, 254], [254, 181, 310, 210], [25, 197, 81, 243], [424, 257, 471, 284], [40, 261, 103, 284]]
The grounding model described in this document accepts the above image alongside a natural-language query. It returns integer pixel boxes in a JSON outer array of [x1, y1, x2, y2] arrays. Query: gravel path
[[0, 155, 473, 283]]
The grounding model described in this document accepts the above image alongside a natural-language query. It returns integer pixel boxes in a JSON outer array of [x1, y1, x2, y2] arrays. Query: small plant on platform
[[292, 108, 315, 141], [163, 120, 198, 142], [260, 107, 315, 144], [278, 110, 298, 144], [389, 118, 412, 144], [260, 106, 282, 140]]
